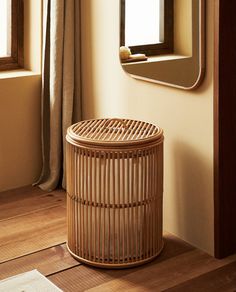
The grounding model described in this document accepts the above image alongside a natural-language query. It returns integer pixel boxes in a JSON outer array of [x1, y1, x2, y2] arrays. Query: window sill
[[0, 69, 41, 80], [122, 54, 191, 66]]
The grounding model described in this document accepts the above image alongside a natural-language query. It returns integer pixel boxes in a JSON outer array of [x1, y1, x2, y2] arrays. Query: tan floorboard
[[0, 244, 79, 280], [164, 261, 236, 291], [48, 234, 195, 292], [84, 251, 236, 292], [0, 189, 65, 221], [0, 186, 45, 203], [0, 205, 67, 263], [1, 186, 236, 291]]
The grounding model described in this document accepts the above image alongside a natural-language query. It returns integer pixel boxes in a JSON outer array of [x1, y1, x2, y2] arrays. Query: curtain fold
[[35, 0, 82, 191]]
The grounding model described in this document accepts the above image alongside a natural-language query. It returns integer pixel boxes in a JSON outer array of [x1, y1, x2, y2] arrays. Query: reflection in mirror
[[120, 0, 173, 56], [120, 0, 205, 90], [125, 0, 164, 46]]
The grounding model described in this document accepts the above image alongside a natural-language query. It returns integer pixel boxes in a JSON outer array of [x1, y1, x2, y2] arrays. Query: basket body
[[66, 118, 164, 268]]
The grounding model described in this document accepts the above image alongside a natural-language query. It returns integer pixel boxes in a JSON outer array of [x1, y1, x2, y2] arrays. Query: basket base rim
[[66, 241, 164, 269]]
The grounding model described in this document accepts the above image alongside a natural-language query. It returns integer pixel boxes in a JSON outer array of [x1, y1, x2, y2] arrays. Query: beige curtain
[[35, 0, 82, 191]]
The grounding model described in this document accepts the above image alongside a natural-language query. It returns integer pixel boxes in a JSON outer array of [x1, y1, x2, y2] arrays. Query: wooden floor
[[0, 187, 236, 291]]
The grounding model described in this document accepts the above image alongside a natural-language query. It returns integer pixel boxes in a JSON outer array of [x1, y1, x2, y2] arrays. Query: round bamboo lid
[[67, 118, 163, 147]]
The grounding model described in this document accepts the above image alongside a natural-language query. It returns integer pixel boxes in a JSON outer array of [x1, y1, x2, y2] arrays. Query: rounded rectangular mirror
[[120, 0, 205, 90]]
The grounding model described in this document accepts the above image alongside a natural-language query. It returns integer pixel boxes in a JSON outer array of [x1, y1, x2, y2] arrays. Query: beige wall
[[0, 0, 42, 192], [174, 0, 192, 56], [81, 0, 214, 254]]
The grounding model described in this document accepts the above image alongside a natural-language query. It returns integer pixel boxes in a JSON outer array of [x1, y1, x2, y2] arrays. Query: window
[[0, 0, 24, 71], [120, 0, 173, 56]]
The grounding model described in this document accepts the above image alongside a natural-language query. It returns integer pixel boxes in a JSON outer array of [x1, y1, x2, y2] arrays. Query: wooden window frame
[[120, 0, 174, 56], [0, 0, 24, 71]]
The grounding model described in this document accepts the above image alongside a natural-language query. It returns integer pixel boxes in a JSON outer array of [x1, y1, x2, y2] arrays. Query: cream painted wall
[[174, 0, 192, 56], [0, 0, 42, 192], [81, 0, 214, 254]]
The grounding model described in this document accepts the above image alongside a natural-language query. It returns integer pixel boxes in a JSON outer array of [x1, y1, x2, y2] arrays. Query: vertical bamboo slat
[[66, 118, 164, 268]]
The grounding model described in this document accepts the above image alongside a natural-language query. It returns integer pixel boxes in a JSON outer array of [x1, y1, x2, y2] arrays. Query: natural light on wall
[[0, 0, 11, 57], [125, 0, 164, 46]]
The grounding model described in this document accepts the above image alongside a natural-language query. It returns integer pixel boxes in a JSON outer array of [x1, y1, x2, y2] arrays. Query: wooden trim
[[0, 0, 24, 71], [120, 0, 173, 56], [214, 0, 236, 258]]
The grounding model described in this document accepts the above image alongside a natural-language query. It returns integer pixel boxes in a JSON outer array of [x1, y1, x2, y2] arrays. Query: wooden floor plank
[[0, 186, 46, 203], [164, 261, 236, 291], [1, 186, 236, 291], [48, 234, 195, 292], [0, 244, 80, 281], [0, 189, 65, 221], [84, 251, 236, 292], [0, 205, 67, 263]]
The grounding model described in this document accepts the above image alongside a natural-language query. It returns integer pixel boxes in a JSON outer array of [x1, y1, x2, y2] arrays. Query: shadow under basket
[[66, 118, 164, 268]]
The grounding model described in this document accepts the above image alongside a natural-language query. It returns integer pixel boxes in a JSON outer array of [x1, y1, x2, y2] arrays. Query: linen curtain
[[35, 0, 82, 191]]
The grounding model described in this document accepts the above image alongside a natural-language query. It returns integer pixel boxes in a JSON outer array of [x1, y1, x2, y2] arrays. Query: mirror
[[120, 0, 205, 90]]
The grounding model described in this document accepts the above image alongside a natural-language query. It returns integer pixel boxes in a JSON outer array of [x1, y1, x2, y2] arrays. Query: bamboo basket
[[66, 118, 164, 268]]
